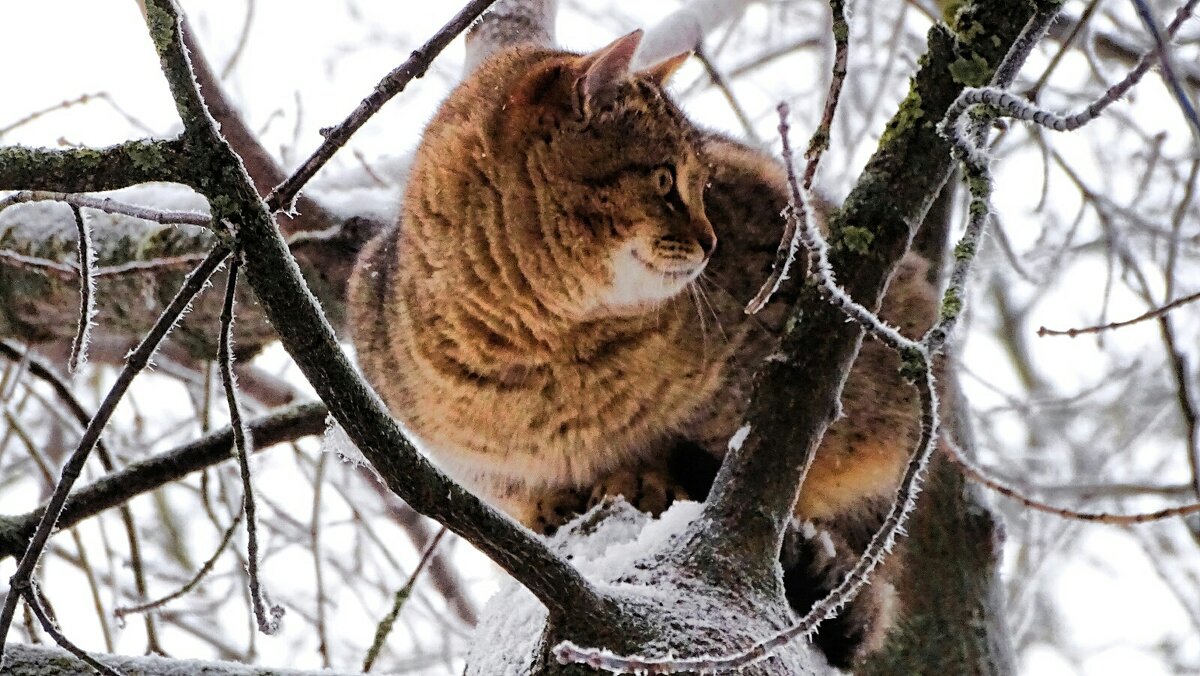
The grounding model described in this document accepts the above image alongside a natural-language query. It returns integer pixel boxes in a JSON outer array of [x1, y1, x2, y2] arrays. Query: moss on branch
[[0, 139, 188, 193]]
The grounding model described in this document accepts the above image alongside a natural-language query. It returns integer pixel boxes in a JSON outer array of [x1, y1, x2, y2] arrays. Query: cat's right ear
[[572, 30, 643, 115]]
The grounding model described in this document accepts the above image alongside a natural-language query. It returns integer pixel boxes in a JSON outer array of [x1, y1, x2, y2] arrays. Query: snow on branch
[[633, 0, 761, 69]]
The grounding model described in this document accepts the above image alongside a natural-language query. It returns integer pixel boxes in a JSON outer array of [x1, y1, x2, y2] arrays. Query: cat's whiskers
[[693, 274, 730, 346], [686, 282, 711, 358], [698, 272, 766, 334]]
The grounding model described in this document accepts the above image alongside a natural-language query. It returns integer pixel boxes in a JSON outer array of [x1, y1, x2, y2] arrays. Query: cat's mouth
[[630, 250, 703, 280], [601, 243, 705, 312]]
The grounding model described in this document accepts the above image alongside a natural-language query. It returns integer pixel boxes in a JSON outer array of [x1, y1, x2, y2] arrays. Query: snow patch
[[728, 424, 752, 452], [466, 500, 704, 675]]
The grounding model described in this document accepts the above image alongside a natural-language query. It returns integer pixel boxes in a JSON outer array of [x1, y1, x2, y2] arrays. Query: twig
[[0, 93, 104, 137], [1130, 0, 1200, 140], [0, 246, 230, 668], [940, 0, 1200, 166], [0, 249, 77, 279], [745, 0, 848, 314], [1026, 0, 1102, 100], [67, 206, 95, 373], [113, 509, 245, 618], [0, 190, 211, 227], [311, 452, 330, 668], [694, 46, 761, 145], [362, 527, 449, 672], [23, 582, 124, 676], [1037, 288, 1200, 337], [95, 253, 212, 277], [0, 401, 328, 562], [943, 437, 1200, 524], [0, 339, 161, 650], [266, 0, 499, 213], [802, 0, 848, 189], [218, 255, 283, 635]]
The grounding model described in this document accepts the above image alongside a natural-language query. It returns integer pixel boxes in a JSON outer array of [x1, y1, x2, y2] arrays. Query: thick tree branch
[[0, 195, 373, 358], [0, 139, 188, 192], [178, 11, 335, 236], [139, 0, 610, 623], [692, 0, 1059, 568]]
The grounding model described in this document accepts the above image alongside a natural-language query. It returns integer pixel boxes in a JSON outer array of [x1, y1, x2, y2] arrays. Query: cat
[[348, 29, 936, 668]]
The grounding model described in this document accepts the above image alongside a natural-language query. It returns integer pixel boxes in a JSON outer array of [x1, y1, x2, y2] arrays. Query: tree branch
[[691, 0, 1057, 569], [0, 401, 328, 561], [140, 0, 610, 623], [0, 139, 188, 192], [265, 0, 499, 214], [0, 642, 366, 676]]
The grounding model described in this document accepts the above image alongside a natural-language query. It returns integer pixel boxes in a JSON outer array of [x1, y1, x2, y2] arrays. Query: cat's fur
[[349, 31, 936, 668]]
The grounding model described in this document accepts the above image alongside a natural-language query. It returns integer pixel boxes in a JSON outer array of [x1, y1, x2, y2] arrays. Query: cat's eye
[[651, 165, 675, 196]]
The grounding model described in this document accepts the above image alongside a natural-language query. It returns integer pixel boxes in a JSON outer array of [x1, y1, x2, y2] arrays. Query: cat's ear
[[639, 52, 690, 87], [574, 30, 643, 113]]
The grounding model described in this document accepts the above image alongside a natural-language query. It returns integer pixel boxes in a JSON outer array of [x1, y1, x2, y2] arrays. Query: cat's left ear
[[639, 52, 691, 87], [574, 30, 643, 114]]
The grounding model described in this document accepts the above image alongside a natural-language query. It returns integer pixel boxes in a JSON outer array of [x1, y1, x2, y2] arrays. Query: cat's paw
[[587, 468, 688, 517], [529, 487, 589, 536]]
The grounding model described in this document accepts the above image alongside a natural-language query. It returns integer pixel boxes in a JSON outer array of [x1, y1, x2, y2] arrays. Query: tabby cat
[[348, 30, 936, 668]]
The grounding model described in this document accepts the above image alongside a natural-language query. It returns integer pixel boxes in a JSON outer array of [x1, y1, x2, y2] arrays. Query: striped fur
[[348, 40, 936, 539]]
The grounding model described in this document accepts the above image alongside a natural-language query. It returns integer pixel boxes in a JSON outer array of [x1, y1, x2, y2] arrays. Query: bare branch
[[0, 190, 211, 228], [217, 255, 282, 635], [1037, 288, 1200, 337], [1130, 0, 1200, 139], [944, 438, 1200, 525], [745, 0, 848, 315], [0, 139, 189, 193], [362, 527, 448, 672], [0, 401, 329, 562], [66, 206, 94, 373], [0, 245, 229, 667], [266, 0, 499, 214], [113, 509, 244, 618]]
